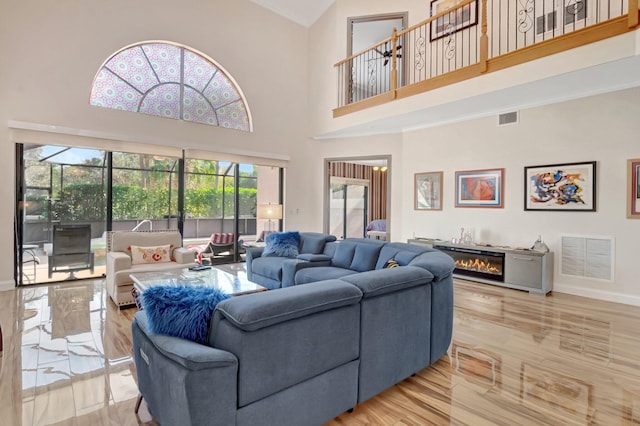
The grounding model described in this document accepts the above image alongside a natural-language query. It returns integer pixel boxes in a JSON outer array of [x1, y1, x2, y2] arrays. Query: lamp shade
[[257, 204, 283, 220]]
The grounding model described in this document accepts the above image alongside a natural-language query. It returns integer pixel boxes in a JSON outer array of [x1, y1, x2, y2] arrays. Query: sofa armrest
[[132, 312, 238, 425], [107, 251, 131, 275], [173, 247, 196, 264], [245, 246, 265, 282], [296, 253, 332, 262], [408, 251, 455, 281], [134, 312, 237, 370], [245, 246, 264, 260], [281, 257, 331, 287]]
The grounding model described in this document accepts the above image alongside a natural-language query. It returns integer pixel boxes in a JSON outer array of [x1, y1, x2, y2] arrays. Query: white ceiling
[[250, 0, 334, 27]]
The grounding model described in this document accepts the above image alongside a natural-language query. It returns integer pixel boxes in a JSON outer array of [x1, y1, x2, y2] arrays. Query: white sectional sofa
[[106, 230, 196, 307]]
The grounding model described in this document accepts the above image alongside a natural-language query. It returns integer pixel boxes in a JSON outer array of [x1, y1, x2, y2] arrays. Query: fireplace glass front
[[434, 245, 505, 282]]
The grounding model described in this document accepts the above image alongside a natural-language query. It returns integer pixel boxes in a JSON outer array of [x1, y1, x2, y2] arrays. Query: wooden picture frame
[[415, 171, 443, 210], [628, 158, 640, 218], [524, 161, 596, 212], [455, 168, 504, 208], [430, 0, 478, 41]]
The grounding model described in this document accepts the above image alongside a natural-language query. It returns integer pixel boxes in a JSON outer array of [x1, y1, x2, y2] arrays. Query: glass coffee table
[[130, 267, 267, 309]]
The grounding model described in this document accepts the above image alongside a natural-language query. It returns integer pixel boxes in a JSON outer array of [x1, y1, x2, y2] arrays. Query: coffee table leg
[[132, 287, 143, 310]]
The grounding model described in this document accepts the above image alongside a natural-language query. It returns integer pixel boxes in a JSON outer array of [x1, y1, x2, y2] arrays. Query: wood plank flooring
[[1, 273, 639, 425]]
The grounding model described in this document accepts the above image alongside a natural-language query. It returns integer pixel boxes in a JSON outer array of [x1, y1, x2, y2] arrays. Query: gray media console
[[408, 239, 553, 294]]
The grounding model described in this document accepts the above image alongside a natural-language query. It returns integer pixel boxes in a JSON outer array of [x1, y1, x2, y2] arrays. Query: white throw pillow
[[130, 244, 173, 264]]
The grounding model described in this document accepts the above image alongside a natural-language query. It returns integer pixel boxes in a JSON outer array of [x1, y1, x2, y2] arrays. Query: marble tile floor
[[1, 271, 640, 425]]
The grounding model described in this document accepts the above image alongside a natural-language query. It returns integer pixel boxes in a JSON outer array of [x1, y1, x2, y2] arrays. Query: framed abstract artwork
[[628, 158, 640, 218], [430, 0, 478, 41], [524, 161, 596, 211], [415, 171, 443, 210], [455, 168, 504, 208]]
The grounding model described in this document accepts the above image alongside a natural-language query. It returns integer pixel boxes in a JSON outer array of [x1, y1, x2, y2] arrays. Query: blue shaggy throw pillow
[[141, 285, 230, 344], [262, 231, 300, 258]]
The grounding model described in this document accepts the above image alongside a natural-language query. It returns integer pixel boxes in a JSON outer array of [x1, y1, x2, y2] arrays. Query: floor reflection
[[3, 276, 640, 425], [0, 280, 151, 425]]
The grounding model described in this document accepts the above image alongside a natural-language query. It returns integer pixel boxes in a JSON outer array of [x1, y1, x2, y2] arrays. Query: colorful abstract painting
[[455, 169, 504, 208], [524, 162, 596, 211]]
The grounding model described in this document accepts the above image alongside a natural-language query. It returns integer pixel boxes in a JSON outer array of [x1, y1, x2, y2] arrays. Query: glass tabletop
[[130, 267, 266, 296]]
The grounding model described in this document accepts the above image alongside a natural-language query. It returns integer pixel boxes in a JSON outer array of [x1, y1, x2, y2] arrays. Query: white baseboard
[[554, 283, 640, 307], [0, 280, 15, 292]]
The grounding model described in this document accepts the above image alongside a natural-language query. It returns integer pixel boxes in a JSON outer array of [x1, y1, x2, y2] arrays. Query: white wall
[[0, 0, 311, 290], [400, 88, 640, 304], [305, 87, 640, 304]]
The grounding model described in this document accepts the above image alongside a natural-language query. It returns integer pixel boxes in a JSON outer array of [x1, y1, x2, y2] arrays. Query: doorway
[[348, 13, 408, 102], [324, 156, 391, 240]]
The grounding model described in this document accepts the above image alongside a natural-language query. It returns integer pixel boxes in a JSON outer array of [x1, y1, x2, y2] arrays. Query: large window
[[90, 41, 252, 132], [16, 144, 282, 286]]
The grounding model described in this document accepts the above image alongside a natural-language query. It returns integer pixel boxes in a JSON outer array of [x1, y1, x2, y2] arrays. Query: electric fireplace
[[433, 245, 505, 283]]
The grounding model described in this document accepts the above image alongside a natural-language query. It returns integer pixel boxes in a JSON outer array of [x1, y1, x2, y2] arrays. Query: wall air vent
[[560, 235, 614, 282], [498, 111, 519, 126]]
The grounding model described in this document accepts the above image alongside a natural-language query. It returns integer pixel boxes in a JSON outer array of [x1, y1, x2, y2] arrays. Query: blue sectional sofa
[[132, 237, 455, 425], [245, 232, 337, 289]]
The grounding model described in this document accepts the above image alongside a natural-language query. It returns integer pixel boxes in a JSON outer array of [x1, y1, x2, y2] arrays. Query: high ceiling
[[250, 0, 334, 27]]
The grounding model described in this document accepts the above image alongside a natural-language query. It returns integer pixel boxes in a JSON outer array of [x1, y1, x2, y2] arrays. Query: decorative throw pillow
[[383, 258, 400, 268], [141, 285, 230, 343], [262, 231, 300, 258], [130, 244, 173, 264]]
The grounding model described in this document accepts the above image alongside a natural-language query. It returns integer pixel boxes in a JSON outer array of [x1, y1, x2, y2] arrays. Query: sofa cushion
[[109, 230, 183, 256], [130, 244, 173, 264], [299, 235, 326, 254], [263, 231, 300, 258], [339, 266, 434, 299], [141, 285, 230, 343], [350, 241, 385, 272], [113, 262, 190, 287], [331, 241, 357, 269], [294, 266, 358, 285], [213, 279, 362, 332], [249, 257, 290, 281], [375, 243, 429, 269]]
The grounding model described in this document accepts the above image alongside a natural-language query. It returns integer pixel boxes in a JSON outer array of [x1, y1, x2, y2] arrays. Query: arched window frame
[[90, 40, 253, 132]]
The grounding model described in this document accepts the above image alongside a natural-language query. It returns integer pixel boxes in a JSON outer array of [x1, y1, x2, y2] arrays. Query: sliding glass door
[[329, 177, 368, 239], [15, 143, 282, 285], [17, 145, 107, 285]]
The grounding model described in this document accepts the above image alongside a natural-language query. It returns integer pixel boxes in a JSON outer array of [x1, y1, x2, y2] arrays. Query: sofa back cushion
[[210, 280, 362, 407], [109, 230, 182, 257], [299, 232, 336, 254], [375, 242, 429, 269], [331, 239, 385, 272]]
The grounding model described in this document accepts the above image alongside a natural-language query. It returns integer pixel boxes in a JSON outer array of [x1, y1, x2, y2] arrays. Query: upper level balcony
[[331, 0, 640, 126]]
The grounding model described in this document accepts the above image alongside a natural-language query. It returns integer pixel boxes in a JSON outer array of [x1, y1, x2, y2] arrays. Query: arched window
[[90, 41, 252, 132]]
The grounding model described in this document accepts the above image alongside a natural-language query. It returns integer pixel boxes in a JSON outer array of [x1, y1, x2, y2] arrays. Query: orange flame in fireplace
[[455, 258, 501, 274]]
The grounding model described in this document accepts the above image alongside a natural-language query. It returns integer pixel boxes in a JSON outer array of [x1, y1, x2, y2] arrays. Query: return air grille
[[560, 235, 614, 281], [498, 111, 518, 126]]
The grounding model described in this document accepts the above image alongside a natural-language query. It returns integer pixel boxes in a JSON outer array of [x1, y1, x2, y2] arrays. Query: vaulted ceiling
[[250, 0, 334, 27]]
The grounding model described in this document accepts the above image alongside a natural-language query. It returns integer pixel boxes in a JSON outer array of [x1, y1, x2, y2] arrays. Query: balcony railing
[[334, 0, 639, 117]]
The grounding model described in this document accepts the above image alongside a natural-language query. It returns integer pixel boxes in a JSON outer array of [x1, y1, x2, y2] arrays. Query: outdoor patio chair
[[48, 224, 95, 279], [197, 232, 235, 264]]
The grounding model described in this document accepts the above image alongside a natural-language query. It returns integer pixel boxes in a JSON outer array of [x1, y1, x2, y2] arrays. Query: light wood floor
[[1, 273, 640, 425]]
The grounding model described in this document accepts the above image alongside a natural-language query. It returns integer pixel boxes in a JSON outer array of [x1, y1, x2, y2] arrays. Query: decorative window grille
[[90, 41, 252, 132]]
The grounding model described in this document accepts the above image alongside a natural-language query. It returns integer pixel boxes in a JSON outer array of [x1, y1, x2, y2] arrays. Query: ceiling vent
[[498, 111, 519, 126]]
